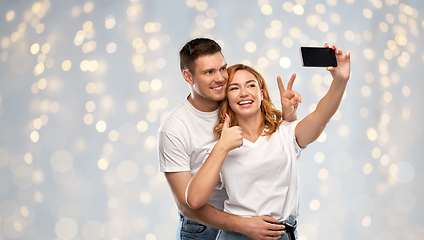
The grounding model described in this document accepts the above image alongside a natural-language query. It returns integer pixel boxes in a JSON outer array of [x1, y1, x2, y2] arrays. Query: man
[[157, 38, 300, 239]]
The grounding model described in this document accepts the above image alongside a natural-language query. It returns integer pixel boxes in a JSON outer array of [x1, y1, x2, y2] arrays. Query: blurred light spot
[[34, 191, 43, 202], [381, 113, 390, 125], [50, 102, 59, 113], [145, 136, 157, 149], [20, 206, 29, 217], [380, 22, 388, 32], [204, 19, 215, 29], [289, 27, 301, 38], [309, 200, 320, 211], [363, 48, 374, 59], [24, 153, 33, 164], [317, 131, 326, 143], [380, 76, 390, 88], [281, 38, 293, 49], [361, 86, 371, 97], [383, 91, 392, 103], [119, 123, 140, 145], [327, 0, 337, 6], [33, 118, 42, 130], [331, 151, 353, 173], [362, 216, 372, 227], [315, 4, 325, 14], [279, 57, 291, 69], [293, 5, 304, 15], [196, 1, 208, 11], [265, 28, 277, 39], [117, 160, 139, 182], [32, 169, 44, 184], [51, 150, 73, 172], [363, 163, 373, 174], [34, 63, 45, 75], [402, 106, 410, 121], [390, 161, 415, 184], [108, 130, 119, 142], [338, 125, 349, 137], [86, 82, 96, 94], [146, 111, 158, 122], [85, 101, 96, 112], [41, 43, 50, 54], [283, 2, 293, 12], [108, 198, 118, 209], [82, 221, 102, 240], [137, 121, 148, 132], [97, 158, 108, 170], [318, 168, 328, 180], [372, 147, 381, 159], [103, 143, 113, 155], [127, 3, 142, 17], [83, 2, 94, 13], [245, 42, 256, 53], [148, 39, 160, 50], [106, 42, 117, 53], [402, 86, 410, 97], [105, 15, 116, 29], [30, 131, 39, 142], [271, 20, 282, 30], [261, 5, 272, 15], [306, 15, 321, 27], [31, 44, 40, 54], [151, 79, 162, 90], [55, 218, 78, 239], [84, 114, 94, 125], [363, 8, 372, 18], [96, 121, 107, 132], [35, 23, 45, 34], [89, 60, 98, 72], [366, 128, 378, 141], [314, 152, 325, 163], [144, 164, 155, 176], [318, 22, 329, 32], [6, 10, 15, 22], [257, 57, 268, 68], [1, 51, 8, 61], [126, 100, 138, 113], [266, 49, 279, 60], [140, 192, 152, 204], [380, 154, 390, 166], [62, 60, 71, 71]]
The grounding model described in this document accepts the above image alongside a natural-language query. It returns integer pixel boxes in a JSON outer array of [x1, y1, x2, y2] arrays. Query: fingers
[[286, 73, 296, 91], [345, 50, 351, 59], [277, 76, 285, 93], [223, 113, 230, 130]]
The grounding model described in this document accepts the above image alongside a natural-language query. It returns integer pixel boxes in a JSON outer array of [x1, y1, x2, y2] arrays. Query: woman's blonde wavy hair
[[213, 64, 282, 139]]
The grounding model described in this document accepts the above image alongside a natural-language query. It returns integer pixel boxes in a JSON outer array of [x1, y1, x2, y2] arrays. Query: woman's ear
[[261, 89, 264, 101], [183, 70, 194, 85]]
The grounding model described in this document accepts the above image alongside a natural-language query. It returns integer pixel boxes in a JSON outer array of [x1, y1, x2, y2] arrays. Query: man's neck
[[187, 94, 220, 112]]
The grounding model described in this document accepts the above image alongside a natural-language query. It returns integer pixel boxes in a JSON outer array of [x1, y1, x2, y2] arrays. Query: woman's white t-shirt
[[210, 120, 303, 222]]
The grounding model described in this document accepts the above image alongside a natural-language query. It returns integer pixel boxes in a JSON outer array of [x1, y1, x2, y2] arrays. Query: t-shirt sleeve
[[282, 120, 306, 159], [158, 131, 190, 172]]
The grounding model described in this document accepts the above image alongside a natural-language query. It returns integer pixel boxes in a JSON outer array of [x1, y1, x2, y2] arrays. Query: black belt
[[276, 220, 297, 240]]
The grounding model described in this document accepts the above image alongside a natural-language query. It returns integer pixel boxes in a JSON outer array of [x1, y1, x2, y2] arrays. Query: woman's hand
[[325, 43, 351, 83]]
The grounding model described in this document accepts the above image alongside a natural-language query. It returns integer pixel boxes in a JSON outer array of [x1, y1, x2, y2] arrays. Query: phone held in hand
[[300, 47, 337, 67]]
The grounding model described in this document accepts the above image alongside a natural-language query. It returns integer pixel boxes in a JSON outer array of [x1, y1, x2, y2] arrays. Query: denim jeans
[[216, 220, 297, 240], [177, 213, 219, 240]]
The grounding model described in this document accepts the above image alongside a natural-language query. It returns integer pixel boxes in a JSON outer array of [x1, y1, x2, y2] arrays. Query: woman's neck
[[236, 113, 264, 143]]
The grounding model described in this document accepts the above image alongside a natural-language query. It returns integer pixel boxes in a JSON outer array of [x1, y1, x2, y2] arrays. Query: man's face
[[186, 52, 228, 104]]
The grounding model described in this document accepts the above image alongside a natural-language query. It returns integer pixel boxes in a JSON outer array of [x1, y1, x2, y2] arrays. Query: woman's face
[[227, 70, 263, 119]]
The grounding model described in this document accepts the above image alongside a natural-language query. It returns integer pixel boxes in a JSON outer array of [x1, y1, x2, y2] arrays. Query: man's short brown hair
[[179, 38, 222, 74]]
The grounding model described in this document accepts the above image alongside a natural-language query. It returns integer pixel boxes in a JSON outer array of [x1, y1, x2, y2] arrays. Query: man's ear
[[183, 70, 194, 85]]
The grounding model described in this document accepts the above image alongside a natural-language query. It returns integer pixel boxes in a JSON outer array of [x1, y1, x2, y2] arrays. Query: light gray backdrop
[[0, 0, 423, 239]]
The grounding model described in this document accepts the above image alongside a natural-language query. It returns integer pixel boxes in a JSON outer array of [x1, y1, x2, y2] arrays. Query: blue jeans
[[177, 213, 219, 240], [216, 220, 297, 240]]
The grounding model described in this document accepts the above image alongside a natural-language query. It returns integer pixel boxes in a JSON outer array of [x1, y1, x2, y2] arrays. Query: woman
[[186, 45, 350, 240]]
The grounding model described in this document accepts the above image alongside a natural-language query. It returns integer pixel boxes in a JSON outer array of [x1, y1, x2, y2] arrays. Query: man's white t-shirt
[[157, 98, 228, 210], [212, 121, 303, 221]]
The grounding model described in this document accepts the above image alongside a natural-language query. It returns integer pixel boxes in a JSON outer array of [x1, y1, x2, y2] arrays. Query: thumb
[[223, 113, 230, 130]]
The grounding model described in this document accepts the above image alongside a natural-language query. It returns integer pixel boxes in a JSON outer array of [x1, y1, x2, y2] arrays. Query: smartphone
[[300, 47, 337, 67]]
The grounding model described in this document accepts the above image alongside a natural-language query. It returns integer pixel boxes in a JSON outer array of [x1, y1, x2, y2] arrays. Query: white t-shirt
[[157, 98, 228, 210], [213, 120, 303, 221]]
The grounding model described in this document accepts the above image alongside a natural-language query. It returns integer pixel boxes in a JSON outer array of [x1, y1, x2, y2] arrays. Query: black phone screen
[[300, 47, 337, 67]]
